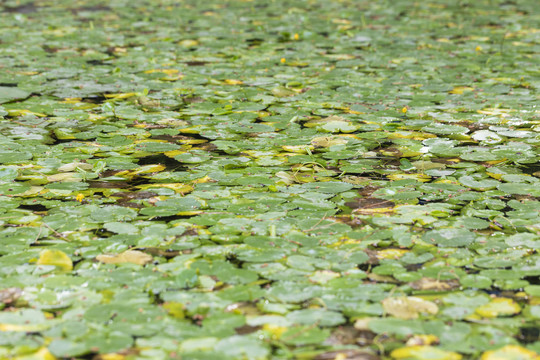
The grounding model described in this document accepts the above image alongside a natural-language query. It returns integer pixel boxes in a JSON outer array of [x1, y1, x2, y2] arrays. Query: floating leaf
[[475, 298, 521, 318], [480, 345, 539, 360], [36, 250, 73, 271], [391, 345, 462, 360], [382, 296, 439, 319], [0, 86, 30, 104], [96, 250, 153, 265], [12, 347, 56, 360]]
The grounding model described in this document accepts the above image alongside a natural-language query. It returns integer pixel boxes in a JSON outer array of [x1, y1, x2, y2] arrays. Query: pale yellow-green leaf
[[448, 86, 474, 95], [0, 323, 50, 332], [281, 145, 314, 153], [391, 345, 462, 360], [36, 250, 73, 271], [310, 136, 349, 148], [46, 172, 82, 182], [309, 270, 340, 284], [382, 296, 438, 319], [387, 173, 431, 182], [12, 347, 56, 360], [99, 354, 125, 360], [480, 345, 540, 360], [96, 250, 153, 265], [376, 249, 409, 260], [406, 334, 440, 346], [475, 297, 521, 318], [135, 183, 193, 194]]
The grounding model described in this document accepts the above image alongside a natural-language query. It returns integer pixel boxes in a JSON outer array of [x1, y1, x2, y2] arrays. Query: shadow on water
[[137, 153, 185, 172], [520, 162, 540, 175], [4, 3, 37, 13]]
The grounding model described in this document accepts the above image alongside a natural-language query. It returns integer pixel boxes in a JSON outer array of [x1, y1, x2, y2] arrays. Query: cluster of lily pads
[[0, 0, 539, 359]]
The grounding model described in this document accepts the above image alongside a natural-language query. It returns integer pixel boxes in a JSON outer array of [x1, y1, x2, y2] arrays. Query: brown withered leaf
[[345, 198, 394, 210], [325, 326, 376, 346], [0, 288, 22, 304], [346, 198, 395, 215]]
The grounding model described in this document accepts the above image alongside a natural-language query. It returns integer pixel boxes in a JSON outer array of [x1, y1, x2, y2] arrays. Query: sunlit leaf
[[391, 345, 462, 360], [36, 250, 73, 272], [382, 296, 439, 319], [96, 250, 153, 265]]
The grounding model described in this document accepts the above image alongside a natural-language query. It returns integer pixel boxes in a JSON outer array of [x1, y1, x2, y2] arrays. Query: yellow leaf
[[143, 69, 182, 81], [176, 211, 203, 217], [480, 345, 540, 360], [16, 71, 40, 76], [37, 250, 73, 271], [223, 79, 243, 85], [192, 175, 214, 184], [103, 93, 137, 99], [96, 250, 153, 265], [281, 145, 314, 153], [448, 86, 475, 95], [311, 136, 349, 148], [477, 108, 514, 116], [309, 270, 340, 284], [88, 113, 105, 121], [263, 324, 288, 340], [163, 302, 186, 319], [178, 126, 203, 134], [344, 109, 364, 114], [387, 173, 431, 182], [376, 249, 408, 260], [179, 39, 198, 47], [164, 150, 186, 158], [144, 68, 179, 75], [12, 347, 56, 360], [484, 159, 507, 165], [406, 335, 440, 346], [475, 297, 521, 318], [98, 355, 125, 360], [61, 97, 82, 103], [485, 172, 501, 180], [156, 118, 189, 127], [391, 345, 462, 360], [119, 164, 166, 176], [0, 323, 50, 332], [7, 109, 47, 117], [135, 183, 193, 194], [353, 207, 395, 215], [382, 296, 439, 319]]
